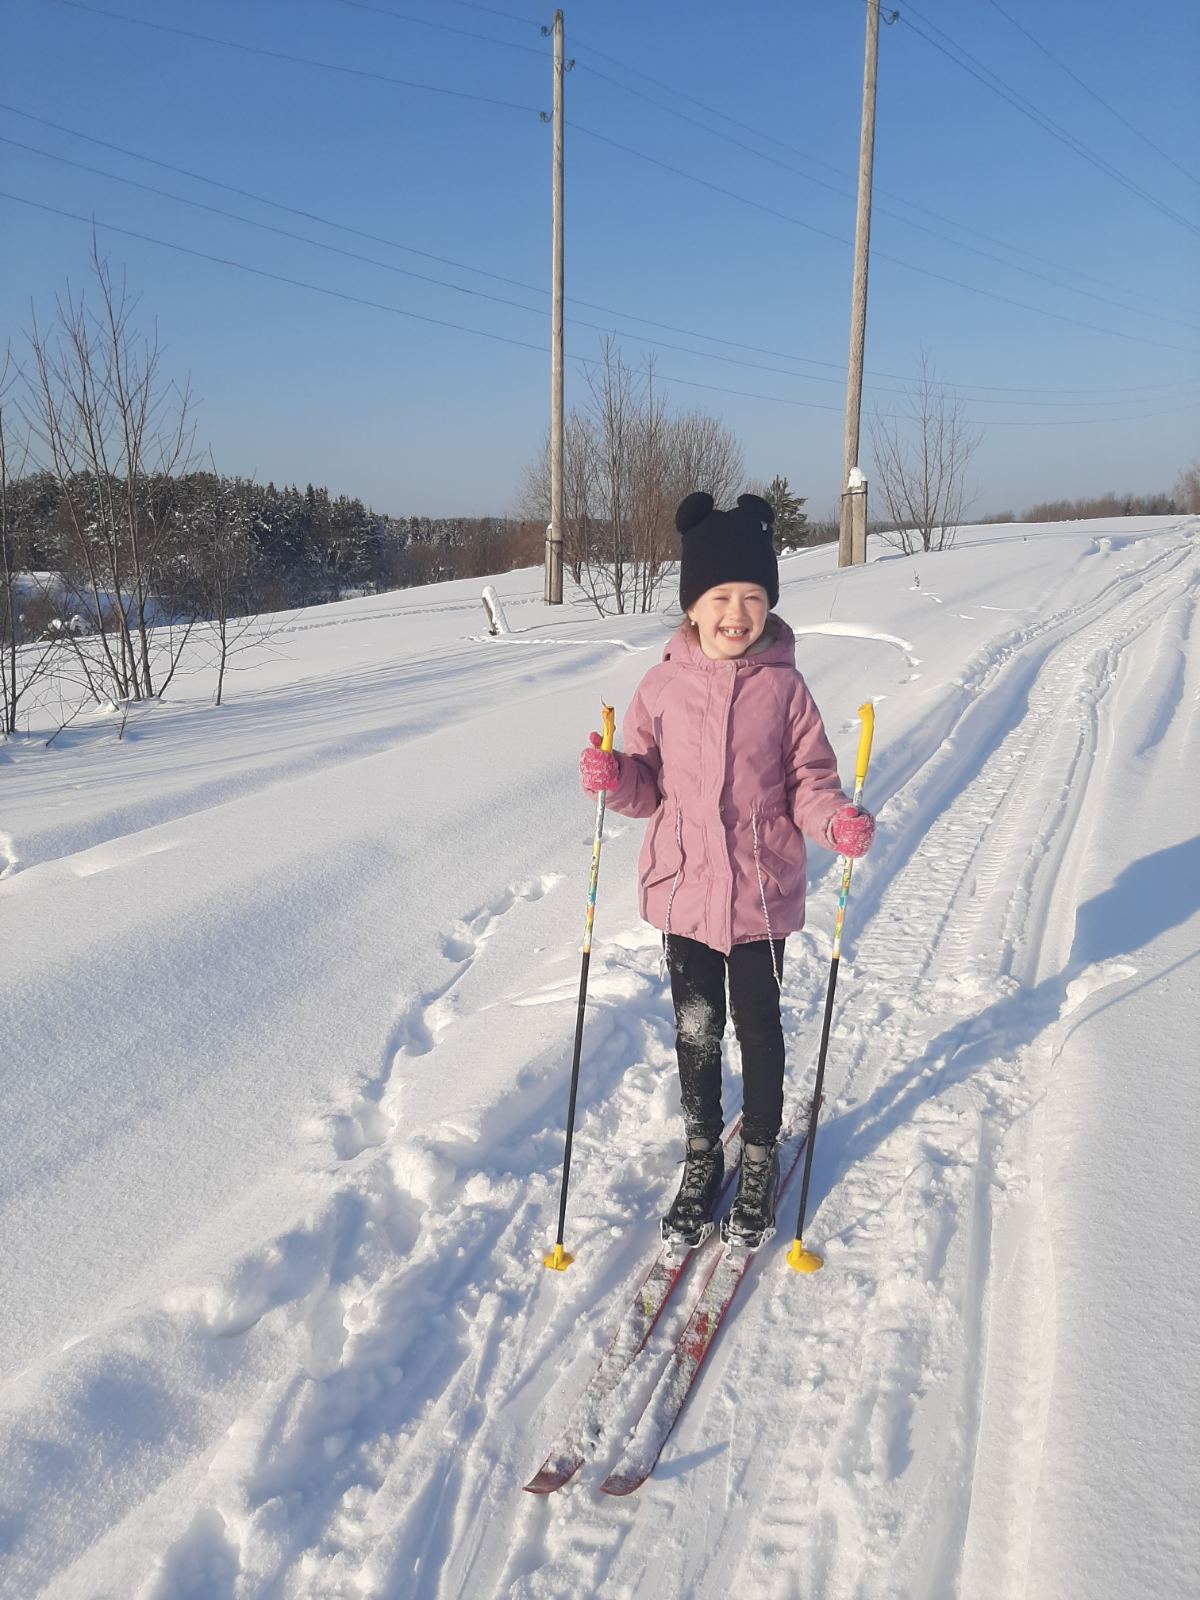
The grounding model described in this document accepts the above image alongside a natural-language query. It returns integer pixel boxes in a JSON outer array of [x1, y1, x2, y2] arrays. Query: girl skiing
[[579, 491, 875, 1252]]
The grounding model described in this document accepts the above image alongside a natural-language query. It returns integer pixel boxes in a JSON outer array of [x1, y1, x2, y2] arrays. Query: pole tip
[[543, 1244, 575, 1272], [786, 1240, 824, 1274]]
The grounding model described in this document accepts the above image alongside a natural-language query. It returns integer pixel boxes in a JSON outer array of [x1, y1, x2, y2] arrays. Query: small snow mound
[[1062, 960, 1137, 1017], [391, 1139, 457, 1207]]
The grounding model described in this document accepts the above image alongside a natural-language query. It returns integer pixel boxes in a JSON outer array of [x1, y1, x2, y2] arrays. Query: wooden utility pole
[[839, 0, 881, 569], [545, 9, 565, 604]]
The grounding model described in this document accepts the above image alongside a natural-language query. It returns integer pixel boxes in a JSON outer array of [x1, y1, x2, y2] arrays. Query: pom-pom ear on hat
[[675, 491, 715, 535], [675, 489, 780, 613], [736, 493, 774, 530]]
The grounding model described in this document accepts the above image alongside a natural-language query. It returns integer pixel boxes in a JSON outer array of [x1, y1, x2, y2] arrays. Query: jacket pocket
[[639, 805, 683, 889], [753, 815, 806, 896]]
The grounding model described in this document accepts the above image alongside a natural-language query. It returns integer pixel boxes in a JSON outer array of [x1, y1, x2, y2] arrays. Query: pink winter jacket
[[605, 617, 849, 955]]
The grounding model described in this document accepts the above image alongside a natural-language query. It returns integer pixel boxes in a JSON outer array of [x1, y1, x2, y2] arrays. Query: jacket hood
[[661, 614, 798, 671]]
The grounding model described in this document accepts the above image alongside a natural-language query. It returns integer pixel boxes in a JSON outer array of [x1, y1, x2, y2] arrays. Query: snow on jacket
[[605, 617, 849, 955]]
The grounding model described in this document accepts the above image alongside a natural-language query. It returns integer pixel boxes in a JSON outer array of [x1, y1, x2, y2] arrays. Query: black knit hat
[[676, 492, 778, 612]]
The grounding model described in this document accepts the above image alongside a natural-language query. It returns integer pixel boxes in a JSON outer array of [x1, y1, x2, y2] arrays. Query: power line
[[0, 136, 1057, 406], [50, 0, 543, 115], [41, 3, 1200, 334], [570, 56, 1199, 334], [4, 103, 1194, 404], [565, 31, 1199, 320], [17, 125, 1198, 410], [651, 363, 1200, 429], [29, 104, 1194, 393], [63, 0, 1197, 327], [0, 101, 548, 299], [0, 133, 549, 311], [571, 31, 863, 187], [440, 0, 541, 25], [1, 187, 556, 354], [584, 292, 1199, 397], [570, 121, 1200, 355], [894, 1, 1200, 238], [0, 187, 833, 419], [980, 0, 1200, 189], [5, 188, 1197, 431], [332, 0, 544, 59]]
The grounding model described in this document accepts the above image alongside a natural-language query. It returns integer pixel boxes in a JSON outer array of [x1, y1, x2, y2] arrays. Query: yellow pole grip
[[854, 701, 875, 788], [600, 702, 616, 753]]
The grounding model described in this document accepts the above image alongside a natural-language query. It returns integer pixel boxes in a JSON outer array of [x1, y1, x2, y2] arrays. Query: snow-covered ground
[[2, 517, 1197, 1600]]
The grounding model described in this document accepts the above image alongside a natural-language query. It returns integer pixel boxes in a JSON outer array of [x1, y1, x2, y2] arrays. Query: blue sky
[[3, 0, 1198, 517]]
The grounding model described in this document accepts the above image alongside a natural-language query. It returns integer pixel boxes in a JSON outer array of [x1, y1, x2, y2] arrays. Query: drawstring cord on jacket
[[659, 805, 685, 981], [658, 806, 782, 993], [751, 810, 783, 991]]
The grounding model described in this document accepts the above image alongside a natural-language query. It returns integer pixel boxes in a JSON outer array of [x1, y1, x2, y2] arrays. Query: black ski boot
[[661, 1136, 725, 1251], [721, 1139, 780, 1251]]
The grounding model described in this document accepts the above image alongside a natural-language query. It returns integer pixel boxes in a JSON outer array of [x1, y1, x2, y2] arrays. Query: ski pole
[[544, 701, 617, 1272], [787, 701, 875, 1275]]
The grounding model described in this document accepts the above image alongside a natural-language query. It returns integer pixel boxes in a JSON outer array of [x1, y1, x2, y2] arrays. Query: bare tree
[[1, 353, 62, 734], [586, 340, 636, 613], [520, 342, 744, 615], [625, 358, 668, 613], [195, 476, 265, 706], [1, 350, 24, 734], [1174, 459, 1200, 514], [22, 240, 197, 704], [518, 414, 601, 590], [667, 410, 744, 510], [155, 470, 294, 707], [869, 352, 981, 554]]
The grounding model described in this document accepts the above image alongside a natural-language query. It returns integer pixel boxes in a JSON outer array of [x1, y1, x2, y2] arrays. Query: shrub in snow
[[41, 614, 90, 642]]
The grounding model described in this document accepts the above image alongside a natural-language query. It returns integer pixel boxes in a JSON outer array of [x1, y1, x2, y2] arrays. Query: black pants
[[665, 933, 786, 1148]]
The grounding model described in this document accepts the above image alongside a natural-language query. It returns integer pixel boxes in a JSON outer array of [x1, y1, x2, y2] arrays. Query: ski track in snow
[[8, 523, 1198, 1599], [741, 540, 1198, 1600]]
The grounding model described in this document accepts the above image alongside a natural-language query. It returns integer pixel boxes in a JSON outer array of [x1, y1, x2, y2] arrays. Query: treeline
[[1, 461, 544, 729], [975, 468, 1198, 526], [1020, 487, 1183, 522], [5, 469, 544, 634]]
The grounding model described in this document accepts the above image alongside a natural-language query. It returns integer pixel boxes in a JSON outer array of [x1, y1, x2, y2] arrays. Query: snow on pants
[[664, 933, 787, 1149]]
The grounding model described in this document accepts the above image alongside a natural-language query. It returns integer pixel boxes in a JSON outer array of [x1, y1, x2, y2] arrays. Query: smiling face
[[686, 582, 771, 660]]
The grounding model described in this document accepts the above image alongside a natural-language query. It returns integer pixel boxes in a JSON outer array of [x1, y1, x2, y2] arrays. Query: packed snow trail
[[1, 523, 1197, 1599]]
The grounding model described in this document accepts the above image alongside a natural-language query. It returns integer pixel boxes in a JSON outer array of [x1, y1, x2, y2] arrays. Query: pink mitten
[[579, 731, 619, 794], [828, 804, 875, 857]]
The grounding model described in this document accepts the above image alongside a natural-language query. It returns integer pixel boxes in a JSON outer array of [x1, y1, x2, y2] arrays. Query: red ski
[[523, 1120, 743, 1494], [599, 1127, 809, 1496]]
